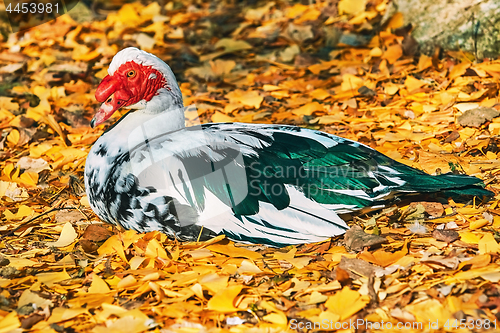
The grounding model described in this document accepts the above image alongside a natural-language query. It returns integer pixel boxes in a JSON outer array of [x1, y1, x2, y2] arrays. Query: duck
[[84, 47, 492, 247]]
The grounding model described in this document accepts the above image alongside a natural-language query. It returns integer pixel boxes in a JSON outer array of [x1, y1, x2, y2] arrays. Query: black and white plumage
[[84, 47, 492, 247]]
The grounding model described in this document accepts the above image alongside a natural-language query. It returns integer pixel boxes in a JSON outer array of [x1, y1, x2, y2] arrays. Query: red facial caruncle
[[91, 61, 167, 128]]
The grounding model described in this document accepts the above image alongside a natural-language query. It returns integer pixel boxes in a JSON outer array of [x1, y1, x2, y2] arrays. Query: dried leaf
[[46, 222, 78, 248], [207, 285, 244, 312], [325, 287, 370, 320]]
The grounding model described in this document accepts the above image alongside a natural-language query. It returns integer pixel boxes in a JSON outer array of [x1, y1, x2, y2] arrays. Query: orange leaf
[[382, 44, 403, 64], [98, 235, 128, 263], [457, 254, 490, 270], [449, 62, 471, 80], [207, 243, 262, 260], [292, 102, 324, 116], [226, 90, 263, 108], [359, 239, 408, 267], [404, 76, 426, 92]]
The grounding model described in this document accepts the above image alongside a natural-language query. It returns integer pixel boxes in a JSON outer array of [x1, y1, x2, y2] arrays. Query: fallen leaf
[[344, 225, 386, 251], [478, 234, 500, 254], [46, 222, 78, 248], [207, 285, 244, 312], [325, 287, 370, 320], [89, 274, 111, 294]]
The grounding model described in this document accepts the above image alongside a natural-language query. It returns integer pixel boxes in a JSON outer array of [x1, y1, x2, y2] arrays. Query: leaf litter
[[0, 0, 500, 331]]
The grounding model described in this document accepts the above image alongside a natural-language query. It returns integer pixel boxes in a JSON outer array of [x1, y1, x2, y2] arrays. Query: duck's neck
[[100, 104, 186, 152]]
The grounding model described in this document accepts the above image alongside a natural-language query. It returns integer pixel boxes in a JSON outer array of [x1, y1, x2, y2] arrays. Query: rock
[[458, 107, 500, 127], [383, 0, 500, 58]]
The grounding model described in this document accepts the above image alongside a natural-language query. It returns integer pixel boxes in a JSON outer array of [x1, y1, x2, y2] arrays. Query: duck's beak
[[92, 75, 132, 128]]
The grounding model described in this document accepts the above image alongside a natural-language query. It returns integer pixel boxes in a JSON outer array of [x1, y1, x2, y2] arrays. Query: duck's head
[[91, 47, 183, 128]]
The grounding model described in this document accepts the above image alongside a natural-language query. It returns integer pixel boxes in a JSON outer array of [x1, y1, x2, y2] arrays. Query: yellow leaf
[[98, 235, 128, 263], [287, 256, 311, 269], [338, 0, 367, 15], [341, 74, 364, 91], [306, 291, 328, 305], [294, 8, 321, 24], [93, 314, 151, 333], [460, 231, 481, 244], [486, 151, 497, 159], [212, 111, 234, 123], [129, 256, 146, 270], [117, 275, 138, 289], [0, 97, 19, 111], [359, 239, 408, 267], [274, 247, 297, 260], [6, 129, 19, 146], [418, 54, 433, 71], [470, 219, 489, 230], [145, 238, 169, 260], [406, 298, 451, 325], [226, 89, 263, 108], [80, 196, 90, 207], [18, 290, 53, 309], [263, 312, 288, 326], [317, 310, 341, 325], [382, 44, 403, 64], [237, 260, 263, 274], [29, 142, 53, 158], [46, 222, 78, 248], [199, 274, 229, 294], [292, 102, 324, 116], [136, 33, 156, 50], [4, 257, 37, 269], [121, 230, 142, 249], [457, 207, 483, 215], [405, 76, 426, 92], [89, 274, 111, 294], [118, 4, 142, 26], [386, 12, 404, 29], [214, 39, 252, 53], [17, 171, 38, 187], [309, 89, 330, 100], [449, 62, 470, 80], [457, 254, 490, 270], [478, 234, 500, 254], [207, 243, 262, 259], [13, 205, 33, 220], [0, 312, 20, 333], [286, 4, 309, 18], [36, 270, 71, 287], [325, 287, 370, 320], [207, 285, 244, 312], [48, 307, 87, 323], [370, 47, 383, 57]]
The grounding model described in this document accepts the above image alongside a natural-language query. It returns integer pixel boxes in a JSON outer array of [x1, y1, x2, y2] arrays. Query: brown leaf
[[82, 225, 114, 242], [458, 107, 500, 128], [338, 257, 377, 279], [344, 225, 387, 251], [335, 267, 351, 286], [432, 229, 459, 243], [409, 202, 444, 217]]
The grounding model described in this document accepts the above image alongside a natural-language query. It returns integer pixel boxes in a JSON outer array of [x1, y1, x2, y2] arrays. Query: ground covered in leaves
[[1, 0, 500, 332]]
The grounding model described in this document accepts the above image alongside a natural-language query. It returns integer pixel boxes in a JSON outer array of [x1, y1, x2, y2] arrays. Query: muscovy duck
[[84, 47, 492, 247]]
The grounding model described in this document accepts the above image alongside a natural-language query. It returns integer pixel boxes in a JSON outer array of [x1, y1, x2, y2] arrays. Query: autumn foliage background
[[0, 0, 500, 332]]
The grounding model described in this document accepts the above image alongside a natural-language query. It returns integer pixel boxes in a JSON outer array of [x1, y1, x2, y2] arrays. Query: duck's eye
[[127, 70, 136, 78]]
